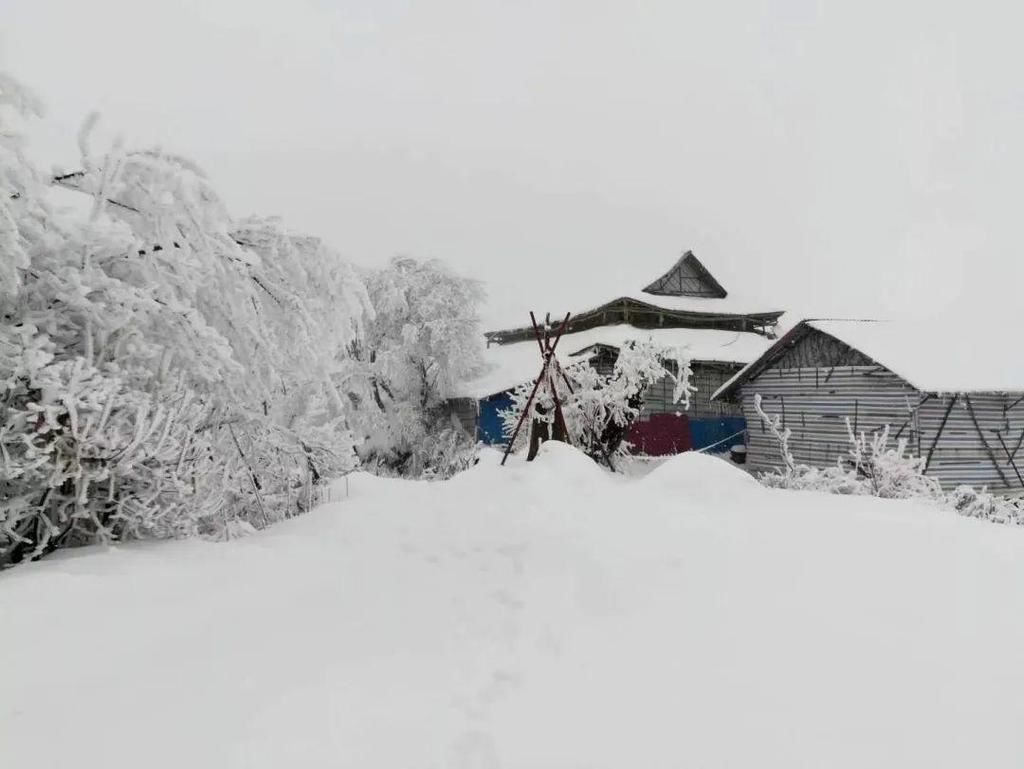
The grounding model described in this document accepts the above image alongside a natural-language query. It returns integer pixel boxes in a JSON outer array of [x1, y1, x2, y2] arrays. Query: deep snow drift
[[3, 443, 1024, 768]]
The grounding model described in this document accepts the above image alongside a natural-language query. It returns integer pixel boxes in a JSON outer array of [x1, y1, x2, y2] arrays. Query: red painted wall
[[627, 414, 693, 456]]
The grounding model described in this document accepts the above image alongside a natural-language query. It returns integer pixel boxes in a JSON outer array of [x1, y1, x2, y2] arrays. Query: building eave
[[485, 296, 784, 345]]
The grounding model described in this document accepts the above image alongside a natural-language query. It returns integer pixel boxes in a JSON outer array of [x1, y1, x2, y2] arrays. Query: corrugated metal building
[[457, 251, 784, 455], [713, 320, 1024, 493]]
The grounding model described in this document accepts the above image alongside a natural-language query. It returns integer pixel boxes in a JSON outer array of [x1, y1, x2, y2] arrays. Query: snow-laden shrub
[[500, 340, 694, 467], [757, 463, 868, 495], [847, 424, 944, 499], [753, 393, 1023, 526], [418, 428, 481, 480], [0, 331, 228, 564], [753, 394, 942, 499], [753, 394, 941, 499], [948, 486, 1024, 525]]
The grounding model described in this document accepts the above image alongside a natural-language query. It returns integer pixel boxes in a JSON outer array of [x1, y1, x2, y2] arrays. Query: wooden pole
[[500, 313, 572, 466], [528, 312, 546, 356], [550, 376, 570, 441], [548, 313, 572, 355], [500, 359, 549, 466], [544, 315, 572, 444]]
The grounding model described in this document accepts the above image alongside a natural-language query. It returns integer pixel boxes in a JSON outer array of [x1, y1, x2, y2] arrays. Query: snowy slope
[[3, 444, 1024, 768]]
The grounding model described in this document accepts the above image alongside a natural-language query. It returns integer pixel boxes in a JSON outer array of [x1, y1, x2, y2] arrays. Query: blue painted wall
[[688, 417, 747, 454], [478, 392, 514, 445], [476, 394, 746, 455]]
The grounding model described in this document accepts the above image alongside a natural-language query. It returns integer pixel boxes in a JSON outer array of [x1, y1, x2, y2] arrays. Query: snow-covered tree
[[1, 73, 374, 566], [0, 73, 45, 299], [500, 340, 694, 467], [352, 256, 485, 477]]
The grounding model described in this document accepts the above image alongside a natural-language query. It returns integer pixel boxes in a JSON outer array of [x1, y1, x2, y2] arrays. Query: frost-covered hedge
[[753, 394, 1024, 526]]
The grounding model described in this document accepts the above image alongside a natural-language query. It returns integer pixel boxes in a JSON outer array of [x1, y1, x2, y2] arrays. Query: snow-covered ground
[[3, 444, 1024, 768]]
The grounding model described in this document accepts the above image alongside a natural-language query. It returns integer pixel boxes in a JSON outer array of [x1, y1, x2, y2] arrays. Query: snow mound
[[528, 440, 612, 486], [643, 450, 760, 496], [473, 447, 509, 467]]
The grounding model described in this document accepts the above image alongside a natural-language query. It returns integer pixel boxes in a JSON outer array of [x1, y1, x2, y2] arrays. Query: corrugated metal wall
[[741, 366, 918, 470], [641, 361, 743, 419], [918, 394, 1024, 491], [741, 365, 1024, 494]]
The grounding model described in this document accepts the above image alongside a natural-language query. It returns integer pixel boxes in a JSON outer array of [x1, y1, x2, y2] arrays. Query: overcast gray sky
[[4, 0, 1022, 329]]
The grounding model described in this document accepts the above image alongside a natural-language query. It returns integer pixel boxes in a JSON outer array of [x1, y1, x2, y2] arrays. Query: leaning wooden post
[[529, 311, 546, 357], [500, 313, 572, 466], [543, 314, 572, 444], [500, 358, 549, 466]]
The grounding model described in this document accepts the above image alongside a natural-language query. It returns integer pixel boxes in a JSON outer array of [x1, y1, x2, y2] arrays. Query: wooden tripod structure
[[500, 312, 573, 466]]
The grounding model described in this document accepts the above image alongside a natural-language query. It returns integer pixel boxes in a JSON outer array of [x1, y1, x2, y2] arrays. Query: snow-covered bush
[[1, 73, 374, 565], [846, 424, 943, 499], [417, 428, 481, 480], [948, 486, 1024, 525], [500, 340, 694, 467], [753, 393, 1024, 526], [0, 325, 230, 564], [753, 394, 941, 498], [350, 257, 485, 477]]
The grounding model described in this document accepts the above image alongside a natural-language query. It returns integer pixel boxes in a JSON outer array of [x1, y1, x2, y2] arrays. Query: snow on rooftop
[[488, 294, 783, 334], [486, 252, 784, 332], [714, 318, 1024, 400], [808, 319, 1024, 394], [458, 325, 776, 399], [616, 292, 781, 316]]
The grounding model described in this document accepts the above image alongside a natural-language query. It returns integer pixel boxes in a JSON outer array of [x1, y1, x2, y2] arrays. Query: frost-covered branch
[[753, 393, 795, 472]]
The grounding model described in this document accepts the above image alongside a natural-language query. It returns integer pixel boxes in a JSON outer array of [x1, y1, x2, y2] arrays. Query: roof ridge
[[642, 250, 728, 299]]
